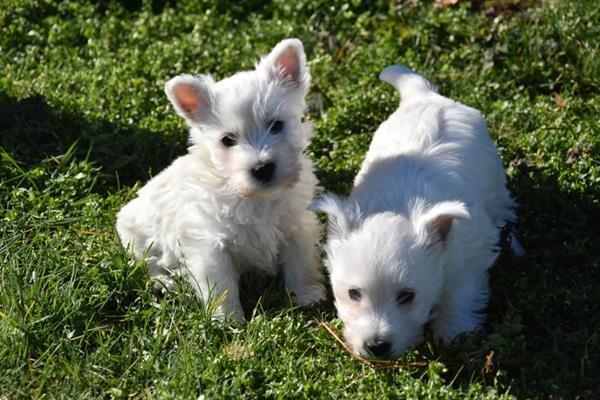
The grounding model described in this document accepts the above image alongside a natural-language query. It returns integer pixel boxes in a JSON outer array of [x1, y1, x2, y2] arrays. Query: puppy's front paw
[[431, 313, 483, 345], [290, 283, 326, 306]]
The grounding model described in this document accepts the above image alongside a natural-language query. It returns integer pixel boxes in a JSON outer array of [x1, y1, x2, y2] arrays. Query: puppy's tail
[[379, 65, 437, 100]]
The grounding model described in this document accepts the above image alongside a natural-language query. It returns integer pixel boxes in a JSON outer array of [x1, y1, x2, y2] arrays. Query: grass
[[1, 0, 599, 398]]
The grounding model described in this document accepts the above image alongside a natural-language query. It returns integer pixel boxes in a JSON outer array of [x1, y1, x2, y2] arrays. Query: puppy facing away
[[116, 39, 325, 321], [311, 65, 521, 359]]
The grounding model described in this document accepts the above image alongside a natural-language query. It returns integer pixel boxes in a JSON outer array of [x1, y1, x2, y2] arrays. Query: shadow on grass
[[0, 91, 186, 191], [436, 164, 600, 397], [239, 269, 336, 322]]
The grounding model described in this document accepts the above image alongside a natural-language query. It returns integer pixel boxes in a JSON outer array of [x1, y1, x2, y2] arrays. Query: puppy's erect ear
[[257, 38, 310, 91], [415, 201, 470, 246], [165, 74, 214, 124], [309, 194, 360, 237]]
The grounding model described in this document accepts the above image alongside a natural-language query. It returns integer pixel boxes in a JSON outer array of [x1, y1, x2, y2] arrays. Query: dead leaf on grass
[[553, 92, 567, 108], [566, 145, 580, 164], [434, 0, 460, 8], [484, 350, 495, 374]]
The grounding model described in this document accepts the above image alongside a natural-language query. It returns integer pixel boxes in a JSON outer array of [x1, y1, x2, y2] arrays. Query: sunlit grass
[[1, 0, 598, 398]]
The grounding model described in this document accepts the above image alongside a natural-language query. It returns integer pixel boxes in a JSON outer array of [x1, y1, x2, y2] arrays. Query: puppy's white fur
[[312, 66, 518, 359], [116, 39, 325, 321]]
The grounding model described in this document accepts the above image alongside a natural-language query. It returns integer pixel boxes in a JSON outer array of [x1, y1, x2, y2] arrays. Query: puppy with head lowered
[[116, 39, 325, 321], [312, 66, 521, 359]]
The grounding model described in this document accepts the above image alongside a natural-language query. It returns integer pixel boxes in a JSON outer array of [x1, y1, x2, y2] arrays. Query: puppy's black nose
[[365, 339, 391, 359], [251, 161, 276, 184]]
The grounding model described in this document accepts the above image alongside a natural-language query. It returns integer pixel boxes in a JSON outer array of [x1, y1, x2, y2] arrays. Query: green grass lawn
[[1, 0, 599, 398]]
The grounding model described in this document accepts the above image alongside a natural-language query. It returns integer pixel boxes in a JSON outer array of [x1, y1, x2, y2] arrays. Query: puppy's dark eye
[[269, 120, 284, 134], [348, 288, 361, 302], [221, 133, 237, 147], [396, 290, 415, 305]]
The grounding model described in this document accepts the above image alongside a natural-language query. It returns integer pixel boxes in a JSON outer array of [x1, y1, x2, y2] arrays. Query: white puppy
[[311, 65, 521, 359], [116, 39, 325, 321]]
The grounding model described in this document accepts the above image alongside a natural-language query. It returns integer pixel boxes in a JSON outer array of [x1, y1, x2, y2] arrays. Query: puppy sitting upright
[[116, 39, 325, 321], [312, 66, 521, 359]]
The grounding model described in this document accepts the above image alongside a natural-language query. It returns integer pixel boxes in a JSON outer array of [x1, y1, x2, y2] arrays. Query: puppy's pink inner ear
[[275, 47, 300, 85], [430, 215, 454, 243], [173, 84, 204, 114]]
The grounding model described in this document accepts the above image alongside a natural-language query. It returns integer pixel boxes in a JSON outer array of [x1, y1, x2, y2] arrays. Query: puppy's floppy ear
[[309, 193, 360, 237], [165, 74, 214, 124], [415, 201, 470, 246], [257, 38, 310, 91]]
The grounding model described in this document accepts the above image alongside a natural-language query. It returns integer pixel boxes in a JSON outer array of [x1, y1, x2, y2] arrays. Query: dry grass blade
[[75, 229, 110, 236], [319, 321, 428, 369]]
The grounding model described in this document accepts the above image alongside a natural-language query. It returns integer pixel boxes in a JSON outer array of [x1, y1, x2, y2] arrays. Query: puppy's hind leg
[[149, 262, 177, 293], [281, 212, 326, 306], [116, 208, 177, 292]]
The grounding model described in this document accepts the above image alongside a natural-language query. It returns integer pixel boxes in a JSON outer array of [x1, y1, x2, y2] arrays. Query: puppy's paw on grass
[[291, 283, 327, 306]]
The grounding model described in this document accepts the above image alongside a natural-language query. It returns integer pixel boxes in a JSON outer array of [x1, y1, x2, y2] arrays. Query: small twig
[[319, 321, 428, 369], [75, 229, 112, 237]]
